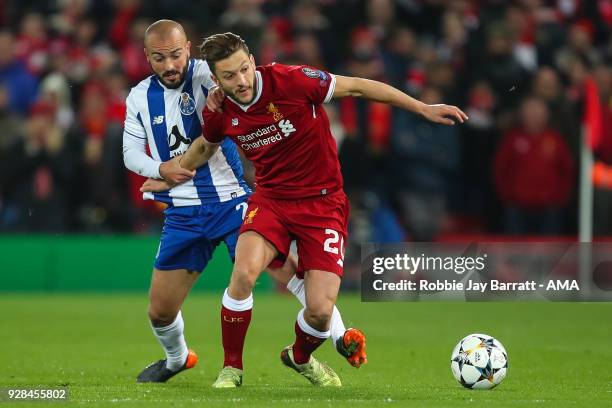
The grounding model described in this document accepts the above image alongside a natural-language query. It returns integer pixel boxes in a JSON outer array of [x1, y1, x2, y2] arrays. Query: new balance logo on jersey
[[278, 119, 296, 137], [153, 115, 164, 125]]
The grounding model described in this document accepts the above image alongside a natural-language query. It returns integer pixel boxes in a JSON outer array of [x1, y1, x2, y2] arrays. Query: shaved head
[[144, 19, 186, 48], [143, 19, 191, 89]]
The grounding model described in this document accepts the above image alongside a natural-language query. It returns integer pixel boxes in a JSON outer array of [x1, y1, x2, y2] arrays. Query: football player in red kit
[[142, 32, 467, 388]]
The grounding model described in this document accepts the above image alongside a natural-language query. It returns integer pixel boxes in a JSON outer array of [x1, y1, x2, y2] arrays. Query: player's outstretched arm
[[155, 133, 220, 185], [179, 135, 220, 170], [140, 137, 220, 194], [332, 75, 468, 126]]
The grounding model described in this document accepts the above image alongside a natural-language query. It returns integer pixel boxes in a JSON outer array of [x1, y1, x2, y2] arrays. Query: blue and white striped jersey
[[123, 58, 250, 206]]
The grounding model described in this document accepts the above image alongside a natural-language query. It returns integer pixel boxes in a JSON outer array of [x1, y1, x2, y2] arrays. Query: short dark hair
[[199, 32, 250, 73]]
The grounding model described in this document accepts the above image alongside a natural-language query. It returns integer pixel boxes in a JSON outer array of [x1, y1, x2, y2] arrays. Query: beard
[[155, 63, 189, 89], [225, 76, 257, 105], [226, 87, 253, 104]]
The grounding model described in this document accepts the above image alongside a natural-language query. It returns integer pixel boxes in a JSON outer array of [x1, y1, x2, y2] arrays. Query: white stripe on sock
[[286, 275, 304, 301], [297, 308, 330, 339], [151, 310, 188, 371], [329, 305, 346, 344], [222, 288, 253, 311], [287, 276, 345, 347]]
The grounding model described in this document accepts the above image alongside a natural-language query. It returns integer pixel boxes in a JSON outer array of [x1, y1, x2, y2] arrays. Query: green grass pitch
[[1, 293, 611, 407]]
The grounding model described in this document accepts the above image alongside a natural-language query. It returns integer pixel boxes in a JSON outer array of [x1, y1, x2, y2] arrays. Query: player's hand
[[159, 156, 195, 184], [206, 86, 225, 113], [140, 178, 174, 193], [421, 104, 468, 125]]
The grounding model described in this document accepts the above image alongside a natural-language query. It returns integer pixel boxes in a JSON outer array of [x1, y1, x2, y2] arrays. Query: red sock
[[221, 305, 252, 370], [292, 321, 326, 364]]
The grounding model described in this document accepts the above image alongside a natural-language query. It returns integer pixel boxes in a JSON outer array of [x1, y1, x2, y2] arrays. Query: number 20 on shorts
[[323, 228, 345, 267]]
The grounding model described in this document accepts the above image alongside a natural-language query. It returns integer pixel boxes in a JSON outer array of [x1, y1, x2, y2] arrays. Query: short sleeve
[[280, 65, 336, 105], [202, 107, 225, 144]]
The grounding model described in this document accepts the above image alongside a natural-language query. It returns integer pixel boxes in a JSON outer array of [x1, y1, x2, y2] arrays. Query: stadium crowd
[[1, 0, 612, 241]]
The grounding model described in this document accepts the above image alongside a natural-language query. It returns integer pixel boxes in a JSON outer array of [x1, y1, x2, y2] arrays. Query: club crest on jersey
[[232, 118, 239, 126], [244, 207, 259, 224], [267, 102, 284, 121], [179, 92, 196, 115]]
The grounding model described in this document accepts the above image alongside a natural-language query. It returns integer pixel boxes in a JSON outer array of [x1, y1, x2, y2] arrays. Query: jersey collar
[[228, 70, 263, 112]]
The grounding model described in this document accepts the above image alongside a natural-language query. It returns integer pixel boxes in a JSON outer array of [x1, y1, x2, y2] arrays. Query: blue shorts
[[154, 196, 249, 272]]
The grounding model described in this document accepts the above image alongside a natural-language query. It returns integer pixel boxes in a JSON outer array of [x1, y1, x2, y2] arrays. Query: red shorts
[[240, 190, 349, 278]]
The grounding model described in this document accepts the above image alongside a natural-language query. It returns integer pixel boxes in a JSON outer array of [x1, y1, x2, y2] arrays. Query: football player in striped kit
[[122, 20, 363, 383]]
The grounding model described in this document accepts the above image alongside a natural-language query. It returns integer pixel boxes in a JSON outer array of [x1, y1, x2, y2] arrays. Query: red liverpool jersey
[[202, 63, 342, 200]]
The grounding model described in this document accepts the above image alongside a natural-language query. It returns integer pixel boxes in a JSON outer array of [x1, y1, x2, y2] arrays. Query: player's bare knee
[[228, 269, 258, 300], [304, 306, 333, 331], [148, 305, 178, 327], [231, 266, 258, 291]]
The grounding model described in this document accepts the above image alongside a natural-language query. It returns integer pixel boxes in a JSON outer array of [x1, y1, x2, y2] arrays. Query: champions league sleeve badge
[[179, 92, 196, 115], [302, 67, 322, 79], [301, 67, 329, 86]]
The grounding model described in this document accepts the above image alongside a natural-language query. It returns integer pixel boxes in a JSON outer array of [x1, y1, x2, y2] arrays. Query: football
[[450, 333, 508, 390]]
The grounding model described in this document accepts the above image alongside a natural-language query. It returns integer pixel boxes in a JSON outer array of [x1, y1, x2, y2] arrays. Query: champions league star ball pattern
[[450, 333, 508, 389]]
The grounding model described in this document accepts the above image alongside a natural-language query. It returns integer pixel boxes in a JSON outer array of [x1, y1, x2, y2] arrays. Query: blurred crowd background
[[1, 0, 612, 244]]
